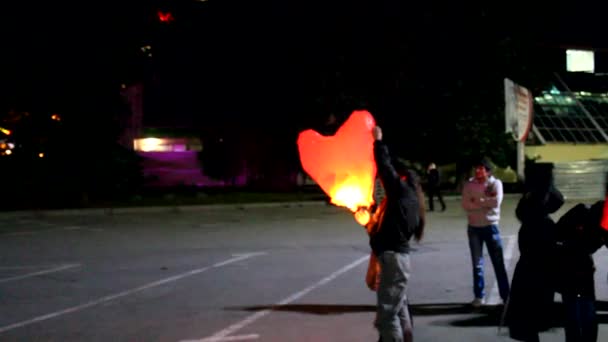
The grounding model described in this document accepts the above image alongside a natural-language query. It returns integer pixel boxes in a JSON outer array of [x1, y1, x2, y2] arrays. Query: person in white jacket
[[461, 158, 510, 308]]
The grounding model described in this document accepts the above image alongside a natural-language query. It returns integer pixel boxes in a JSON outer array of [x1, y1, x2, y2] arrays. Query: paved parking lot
[[1, 197, 607, 341]]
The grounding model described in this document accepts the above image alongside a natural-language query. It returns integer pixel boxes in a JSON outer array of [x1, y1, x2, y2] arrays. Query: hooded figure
[[506, 163, 565, 342], [554, 199, 607, 342]]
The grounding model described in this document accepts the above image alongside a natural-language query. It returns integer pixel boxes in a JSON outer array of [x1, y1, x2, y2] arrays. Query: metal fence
[[553, 160, 608, 200]]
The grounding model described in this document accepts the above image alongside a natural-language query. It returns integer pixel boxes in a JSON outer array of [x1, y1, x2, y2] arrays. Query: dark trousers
[[563, 294, 597, 342], [427, 187, 445, 211]]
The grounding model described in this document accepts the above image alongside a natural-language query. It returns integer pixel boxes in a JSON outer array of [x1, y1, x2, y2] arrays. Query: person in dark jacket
[[426, 162, 446, 211], [371, 126, 425, 342], [554, 199, 607, 342], [506, 163, 565, 342]]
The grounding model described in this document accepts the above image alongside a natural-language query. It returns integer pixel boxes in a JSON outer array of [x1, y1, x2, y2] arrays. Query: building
[[524, 46, 608, 199]]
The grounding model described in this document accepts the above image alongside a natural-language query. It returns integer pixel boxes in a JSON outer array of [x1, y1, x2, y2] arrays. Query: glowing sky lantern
[[297, 110, 377, 225]]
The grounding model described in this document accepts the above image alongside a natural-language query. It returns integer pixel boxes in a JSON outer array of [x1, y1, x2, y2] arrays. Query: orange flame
[[354, 207, 371, 226], [297, 110, 377, 226]]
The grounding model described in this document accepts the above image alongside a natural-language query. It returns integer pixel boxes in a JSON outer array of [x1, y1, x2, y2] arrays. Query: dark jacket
[[427, 168, 440, 189], [369, 141, 420, 256], [554, 201, 607, 298], [506, 186, 564, 339]]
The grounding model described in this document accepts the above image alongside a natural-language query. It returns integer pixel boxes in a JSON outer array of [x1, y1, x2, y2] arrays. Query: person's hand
[[372, 126, 383, 141]]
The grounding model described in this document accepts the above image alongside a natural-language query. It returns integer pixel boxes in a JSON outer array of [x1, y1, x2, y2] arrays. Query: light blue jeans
[[375, 251, 412, 342], [467, 225, 510, 301]]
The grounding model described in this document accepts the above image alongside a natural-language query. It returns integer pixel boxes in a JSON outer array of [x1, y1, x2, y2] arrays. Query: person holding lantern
[[369, 126, 425, 342]]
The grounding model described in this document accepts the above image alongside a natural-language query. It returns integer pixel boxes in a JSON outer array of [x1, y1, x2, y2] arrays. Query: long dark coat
[[506, 186, 564, 341]]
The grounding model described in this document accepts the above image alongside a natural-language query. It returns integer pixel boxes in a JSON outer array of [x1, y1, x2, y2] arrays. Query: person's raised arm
[[372, 126, 402, 197]]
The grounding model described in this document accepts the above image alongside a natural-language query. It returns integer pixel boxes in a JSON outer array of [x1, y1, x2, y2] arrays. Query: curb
[[0, 200, 329, 219], [0, 194, 525, 219]]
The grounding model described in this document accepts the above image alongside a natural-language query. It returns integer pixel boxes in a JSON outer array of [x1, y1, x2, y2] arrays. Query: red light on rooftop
[[157, 10, 174, 23]]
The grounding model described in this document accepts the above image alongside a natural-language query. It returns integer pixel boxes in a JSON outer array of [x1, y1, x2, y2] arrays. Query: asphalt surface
[[1, 197, 607, 341]]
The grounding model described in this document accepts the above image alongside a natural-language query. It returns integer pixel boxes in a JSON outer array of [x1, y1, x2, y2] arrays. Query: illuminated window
[[133, 138, 202, 152], [566, 50, 595, 73], [134, 138, 170, 152]]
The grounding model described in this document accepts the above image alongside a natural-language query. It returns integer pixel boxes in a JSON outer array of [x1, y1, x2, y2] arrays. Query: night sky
[[3, 1, 605, 130]]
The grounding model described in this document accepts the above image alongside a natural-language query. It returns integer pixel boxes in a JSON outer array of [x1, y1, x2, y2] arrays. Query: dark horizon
[[3, 1, 607, 127]]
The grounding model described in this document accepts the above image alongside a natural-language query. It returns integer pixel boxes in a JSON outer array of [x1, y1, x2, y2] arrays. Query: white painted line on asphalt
[[0, 252, 266, 334], [1, 228, 65, 236], [182, 334, 259, 342], [0, 264, 81, 284], [0, 265, 65, 270], [17, 220, 55, 227], [63, 226, 104, 232], [184, 255, 369, 342], [486, 234, 517, 305], [1, 226, 104, 236]]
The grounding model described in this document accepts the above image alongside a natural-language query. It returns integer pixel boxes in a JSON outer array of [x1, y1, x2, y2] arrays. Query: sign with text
[[505, 78, 533, 142]]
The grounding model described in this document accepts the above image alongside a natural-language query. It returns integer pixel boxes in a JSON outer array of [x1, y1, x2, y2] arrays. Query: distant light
[[4, 149, 12, 155], [566, 49, 595, 73], [157, 10, 174, 23], [38, 153, 44, 158], [134, 137, 167, 152], [0, 127, 10, 135], [549, 86, 560, 95], [51, 114, 61, 121], [140, 45, 153, 58]]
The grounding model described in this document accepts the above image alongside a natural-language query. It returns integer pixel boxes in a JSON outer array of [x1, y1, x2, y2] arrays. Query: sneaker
[[471, 298, 484, 308]]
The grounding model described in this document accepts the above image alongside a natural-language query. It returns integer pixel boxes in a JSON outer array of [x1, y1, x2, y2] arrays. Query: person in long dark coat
[[506, 163, 565, 342], [554, 199, 607, 342]]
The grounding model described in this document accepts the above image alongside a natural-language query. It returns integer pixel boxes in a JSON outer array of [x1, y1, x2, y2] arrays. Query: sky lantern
[[297, 110, 377, 225]]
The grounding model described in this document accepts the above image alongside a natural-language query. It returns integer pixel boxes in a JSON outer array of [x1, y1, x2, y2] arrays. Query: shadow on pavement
[[231, 302, 494, 316], [234, 304, 376, 315], [233, 301, 608, 328], [440, 301, 608, 328]]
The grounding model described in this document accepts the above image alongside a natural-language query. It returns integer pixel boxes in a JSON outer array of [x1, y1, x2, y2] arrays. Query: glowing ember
[[297, 110, 377, 225]]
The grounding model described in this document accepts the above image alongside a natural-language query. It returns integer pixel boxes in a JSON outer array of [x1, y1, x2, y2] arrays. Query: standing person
[[506, 163, 564, 342], [461, 158, 510, 308], [554, 200, 607, 342], [370, 126, 425, 342], [426, 163, 446, 212]]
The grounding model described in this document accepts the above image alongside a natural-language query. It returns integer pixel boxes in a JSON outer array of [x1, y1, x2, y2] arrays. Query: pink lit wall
[[139, 151, 247, 188]]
